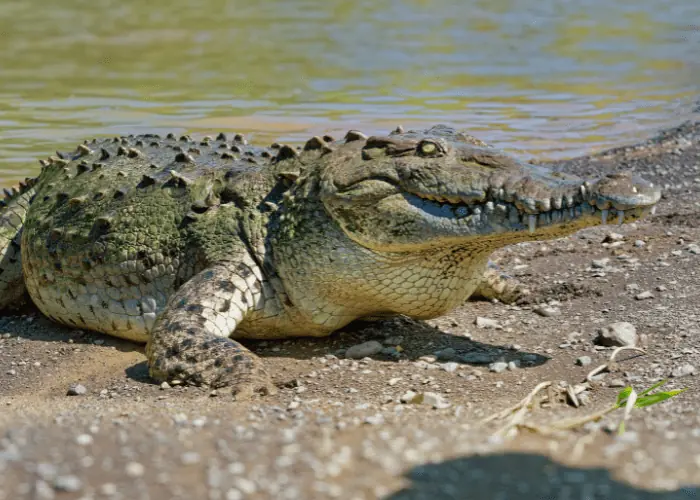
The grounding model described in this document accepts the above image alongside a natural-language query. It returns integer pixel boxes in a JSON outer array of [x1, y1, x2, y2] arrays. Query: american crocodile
[[0, 126, 660, 397]]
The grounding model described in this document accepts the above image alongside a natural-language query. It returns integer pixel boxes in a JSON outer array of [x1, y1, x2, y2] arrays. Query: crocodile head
[[317, 126, 660, 252], [271, 125, 660, 328]]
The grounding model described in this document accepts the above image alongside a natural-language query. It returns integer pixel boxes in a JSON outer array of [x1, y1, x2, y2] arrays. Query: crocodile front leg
[[146, 260, 277, 399]]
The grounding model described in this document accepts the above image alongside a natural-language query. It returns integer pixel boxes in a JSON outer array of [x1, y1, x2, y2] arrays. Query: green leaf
[[634, 389, 687, 408], [637, 379, 669, 398], [615, 387, 633, 408]]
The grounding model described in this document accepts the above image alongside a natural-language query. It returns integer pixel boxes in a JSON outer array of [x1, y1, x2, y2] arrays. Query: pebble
[[345, 341, 383, 359], [66, 384, 87, 396], [533, 305, 560, 317], [591, 258, 610, 269], [435, 347, 457, 361], [634, 240, 646, 248], [53, 475, 83, 492], [34, 480, 54, 499], [575, 356, 592, 366], [100, 483, 118, 496], [125, 461, 145, 478], [603, 232, 625, 242], [489, 361, 509, 373], [180, 452, 201, 465], [475, 317, 502, 329], [364, 414, 385, 425], [635, 291, 654, 300], [688, 244, 700, 255], [160, 381, 170, 390], [441, 362, 460, 373], [608, 379, 627, 388], [75, 434, 93, 446], [594, 322, 638, 347], [400, 391, 418, 403], [671, 363, 696, 378], [422, 392, 451, 409]]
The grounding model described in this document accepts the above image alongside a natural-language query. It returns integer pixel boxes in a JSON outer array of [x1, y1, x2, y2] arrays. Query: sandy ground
[[2, 122, 700, 499]]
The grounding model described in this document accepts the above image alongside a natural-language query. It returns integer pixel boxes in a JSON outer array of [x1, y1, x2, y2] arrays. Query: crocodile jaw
[[323, 172, 660, 253]]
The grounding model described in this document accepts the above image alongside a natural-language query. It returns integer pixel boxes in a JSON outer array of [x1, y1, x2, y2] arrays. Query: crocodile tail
[[0, 177, 38, 311]]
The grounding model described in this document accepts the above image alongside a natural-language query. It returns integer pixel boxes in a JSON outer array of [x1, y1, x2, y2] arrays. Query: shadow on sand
[[385, 452, 698, 500]]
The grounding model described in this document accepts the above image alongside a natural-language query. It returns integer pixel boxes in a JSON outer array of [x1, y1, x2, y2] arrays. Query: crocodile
[[0, 125, 660, 397]]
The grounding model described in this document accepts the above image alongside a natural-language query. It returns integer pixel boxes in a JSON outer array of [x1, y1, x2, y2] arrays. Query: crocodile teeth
[[601, 209, 609, 225], [528, 215, 536, 234], [617, 210, 624, 225]]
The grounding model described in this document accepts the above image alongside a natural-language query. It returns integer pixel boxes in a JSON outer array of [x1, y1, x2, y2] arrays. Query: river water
[[1, 0, 698, 185]]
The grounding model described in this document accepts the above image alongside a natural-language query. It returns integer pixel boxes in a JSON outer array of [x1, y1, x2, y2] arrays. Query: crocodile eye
[[417, 139, 447, 157], [420, 142, 436, 155]]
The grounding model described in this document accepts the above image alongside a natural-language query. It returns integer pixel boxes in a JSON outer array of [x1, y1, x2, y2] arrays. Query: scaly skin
[[0, 126, 661, 398]]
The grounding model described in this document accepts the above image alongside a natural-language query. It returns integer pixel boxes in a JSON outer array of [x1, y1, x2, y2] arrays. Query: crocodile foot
[[472, 262, 530, 304], [148, 336, 276, 399]]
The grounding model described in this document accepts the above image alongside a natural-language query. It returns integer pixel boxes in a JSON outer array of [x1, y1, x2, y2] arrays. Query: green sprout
[[615, 379, 687, 435]]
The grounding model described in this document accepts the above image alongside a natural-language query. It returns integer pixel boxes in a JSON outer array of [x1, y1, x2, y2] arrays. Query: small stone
[[160, 381, 170, 390], [688, 244, 700, 255], [67, 384, 87, 396], [6, 369, 16, 376], [475, 317, 502, 329], [180, 452, 201, 465], [226, 489, 243, 500], [575, 356, 592, 367], [634, 240, 646, 248], [435, 347, 457, 361], [625, 283, 640, 292], [603, 232, 624, 242], [591, 258, 610, 269], [100, 483, 118, 496], [441, 362, 460, 373], [125, 461, 145, 478], [635, 291, 654, 300], [594, 322, 638, 347], [507, 360, 520, 371], [364, 414, 385, 425], [34, 480, 54, 500], [75, 434, 93, 446], [489, 361, 509, 373], [388, 377, 402, 386], [671, 363, 696, 378], [608, 379, 627, 388], [400, 391, 418, 403], [53, 475, 83, 493], [422, 392, 450, 409], [345, 341, 383, 359], [534, 305, 560, 317]]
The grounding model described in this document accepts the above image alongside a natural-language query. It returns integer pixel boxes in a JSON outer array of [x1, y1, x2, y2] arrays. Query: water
[[1, 0, 698, 185]]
